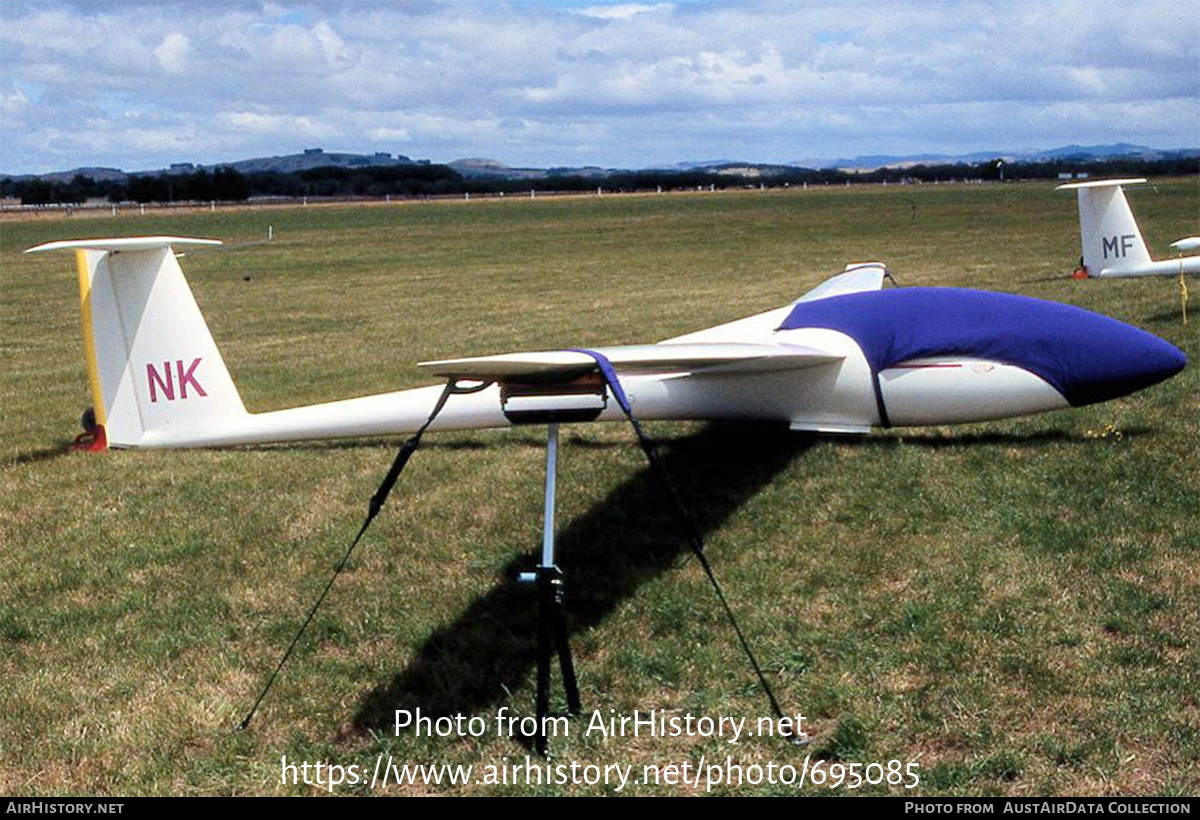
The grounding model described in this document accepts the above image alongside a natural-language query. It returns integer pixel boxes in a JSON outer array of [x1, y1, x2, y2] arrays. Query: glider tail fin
[[25, 237, 245, 448], [1058, 178, 1152, 277]]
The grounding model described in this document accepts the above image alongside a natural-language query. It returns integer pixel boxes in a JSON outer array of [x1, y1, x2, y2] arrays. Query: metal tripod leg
[[526, 422, 582, 756], [535, 566, 581, 754], [551, 573, 581, 715]]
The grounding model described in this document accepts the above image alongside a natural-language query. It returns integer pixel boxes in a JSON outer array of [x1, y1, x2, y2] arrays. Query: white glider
[[25, 237, 1187, 450], [1058, 178, 1200, 278]]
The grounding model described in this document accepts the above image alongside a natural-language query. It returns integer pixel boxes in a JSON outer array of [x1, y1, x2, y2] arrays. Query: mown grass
[[1, 181, 1197, 796]]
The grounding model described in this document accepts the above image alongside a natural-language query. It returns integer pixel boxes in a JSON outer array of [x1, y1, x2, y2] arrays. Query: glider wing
[[419, 342, 843, 380], [661, 263, 889, 345], [793, 263, 888, 303]]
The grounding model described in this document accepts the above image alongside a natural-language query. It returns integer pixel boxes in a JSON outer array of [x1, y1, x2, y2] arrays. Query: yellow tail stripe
[[75, 249, 108, 433]]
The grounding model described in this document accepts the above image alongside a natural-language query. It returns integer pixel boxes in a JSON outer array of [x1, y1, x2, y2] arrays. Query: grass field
[[1, 181, 1197, 796]]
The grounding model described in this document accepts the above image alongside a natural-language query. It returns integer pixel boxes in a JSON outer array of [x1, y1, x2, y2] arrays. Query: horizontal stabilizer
[[1055, 178, 1146, 191], [419, 342, 843, 380], [25, 236, 223, 255]]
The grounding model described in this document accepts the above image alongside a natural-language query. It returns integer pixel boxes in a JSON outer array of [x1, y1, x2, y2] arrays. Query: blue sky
[[1, 0, 1197, 174]]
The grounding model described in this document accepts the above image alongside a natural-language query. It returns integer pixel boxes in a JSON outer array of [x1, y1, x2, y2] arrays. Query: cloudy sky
[[1, 0, 1197, 174]]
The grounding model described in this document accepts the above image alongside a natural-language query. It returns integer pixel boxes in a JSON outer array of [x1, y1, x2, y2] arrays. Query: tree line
[[3, 155, 1197, 206]]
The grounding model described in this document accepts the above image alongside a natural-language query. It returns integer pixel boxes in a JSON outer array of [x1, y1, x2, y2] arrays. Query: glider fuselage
[[130, 287, 1183, 448]]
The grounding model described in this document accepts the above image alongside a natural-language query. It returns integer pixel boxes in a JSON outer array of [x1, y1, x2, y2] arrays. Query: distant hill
[[9, 167, 128, 184], [447, 158, 546, 180], [447, 158, 614, 180], [3, 149, 425, 184], [788, 144, 1199, 171], [1025, 143, 1190, 162], [649, 159, 746, 172], [4, 144, 1197, 184], [216, 148, 424, 175]]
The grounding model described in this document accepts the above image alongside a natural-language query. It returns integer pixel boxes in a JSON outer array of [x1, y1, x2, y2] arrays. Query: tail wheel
[[70, 407, 107, 452]]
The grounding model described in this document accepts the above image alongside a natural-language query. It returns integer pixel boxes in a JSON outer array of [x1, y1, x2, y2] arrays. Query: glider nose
[[1057, 315, 1186, 407]]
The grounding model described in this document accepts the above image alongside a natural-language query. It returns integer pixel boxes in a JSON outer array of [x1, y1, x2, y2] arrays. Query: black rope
[[236, 380, 462, 730], [569, 349, 807, 746]]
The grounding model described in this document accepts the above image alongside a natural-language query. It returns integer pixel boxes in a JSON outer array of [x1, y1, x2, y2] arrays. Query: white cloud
[[153, 33, 191, 75], [1, 87, 31, 116], [0, 0, 1195, 173], [578, 3, 674, 20], [367, 127, 412, 142], [311, 21, 350, 69], [216, 111, 338, 140]]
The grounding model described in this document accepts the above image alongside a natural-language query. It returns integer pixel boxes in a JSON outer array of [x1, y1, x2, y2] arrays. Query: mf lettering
[[1104, 234, 1137, 259]]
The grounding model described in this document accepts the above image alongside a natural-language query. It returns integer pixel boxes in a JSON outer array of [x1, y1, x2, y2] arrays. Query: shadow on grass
[[245, 431, 633, 455], [352, 421, 815, 735], [351, 417, 1160, 737], [1143, 307, 1191, 326], [841, 427, 1154, 449], [1018, 274, 1075, 285], [3, 432, 584, 468], [2, 441, 82, 468]]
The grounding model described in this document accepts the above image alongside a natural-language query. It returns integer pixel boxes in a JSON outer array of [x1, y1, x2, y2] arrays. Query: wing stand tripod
[[517, 421, 582, 756], [499, 364, 800, 755], [501, 373, 608, 755]]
